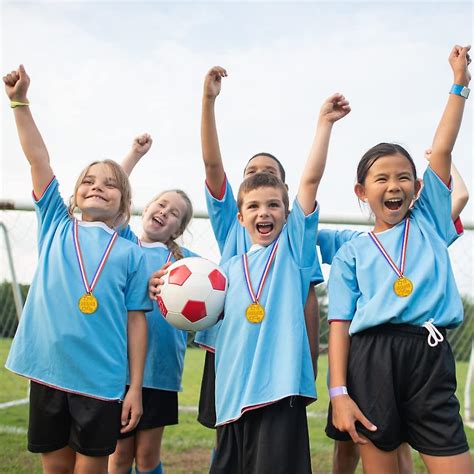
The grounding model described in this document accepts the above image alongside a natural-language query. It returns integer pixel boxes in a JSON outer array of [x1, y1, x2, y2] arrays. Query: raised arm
[[297, 93, 350, 215], [121, 133, 153, 177], [425, 148, 469, 220], [3, 65, 53, 197], [429, 45, 471, 186], [201, 66, 227, 196]]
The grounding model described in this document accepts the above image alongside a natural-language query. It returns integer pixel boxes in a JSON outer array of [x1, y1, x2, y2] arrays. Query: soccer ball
[[157, 257, 227, 331]]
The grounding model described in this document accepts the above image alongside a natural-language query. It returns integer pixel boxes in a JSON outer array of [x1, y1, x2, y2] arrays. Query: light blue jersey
[[215, 199, 318, 425], [195, 178, 323, 350], [328, 167, 463, 335], [119, 226, 197, 391], [6, 178, 152, 400]]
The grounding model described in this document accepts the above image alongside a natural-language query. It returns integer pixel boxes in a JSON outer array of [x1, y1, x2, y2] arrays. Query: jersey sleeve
[[317, 229, 362, 264], [205, 177, 239, 254], [125, 248, 154, 312], [327, 245, 360, 322], [118, 225, 139, 244], [34, 177, 69, 252], [286, 199, 319, 269], [415, 166, 454, 244]]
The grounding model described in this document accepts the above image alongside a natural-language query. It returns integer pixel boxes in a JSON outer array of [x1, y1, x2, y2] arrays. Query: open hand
[[148, 262, 172, 300], [331, 394, 377, 444]]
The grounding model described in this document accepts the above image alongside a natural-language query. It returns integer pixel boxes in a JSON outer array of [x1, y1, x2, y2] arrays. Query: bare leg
[[396, 443, 414, 474], [41, 446, 75, 474], [75, 452, 109, 474], [304, 285, 319, 379], [359, 441, 399, 474], [420, 451, 473, 474], [108, 435, 135, 474], [135, 427, 165, 472], [332, 440, 360, 474]]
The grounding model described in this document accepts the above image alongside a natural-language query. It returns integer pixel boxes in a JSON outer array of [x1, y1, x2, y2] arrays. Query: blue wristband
[[450, 84, 470, 99]]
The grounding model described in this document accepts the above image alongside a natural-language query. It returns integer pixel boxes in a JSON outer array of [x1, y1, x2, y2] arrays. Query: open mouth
[[384, 198, 403, 211], [256, 222, 273, 235], [153, 216, 164, 226]]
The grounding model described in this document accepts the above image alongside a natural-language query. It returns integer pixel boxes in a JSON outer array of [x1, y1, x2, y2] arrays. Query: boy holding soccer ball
[[208, 93, 351, 473]]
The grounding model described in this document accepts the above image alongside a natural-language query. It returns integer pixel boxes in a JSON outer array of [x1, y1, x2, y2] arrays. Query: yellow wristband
[[10, 101, 29, 108]]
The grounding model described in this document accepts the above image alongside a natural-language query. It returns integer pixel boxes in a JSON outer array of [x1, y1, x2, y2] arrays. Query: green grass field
[[0, 338, 472, 473]]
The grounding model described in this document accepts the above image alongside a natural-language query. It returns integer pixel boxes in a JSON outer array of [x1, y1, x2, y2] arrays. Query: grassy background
[[0, 338, 472, 473]]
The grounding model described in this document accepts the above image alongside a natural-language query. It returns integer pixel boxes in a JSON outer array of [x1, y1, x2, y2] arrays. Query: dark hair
[[237, 173, 289, 216], [357, 143, 417, 184], [244, 152, 286, 182]]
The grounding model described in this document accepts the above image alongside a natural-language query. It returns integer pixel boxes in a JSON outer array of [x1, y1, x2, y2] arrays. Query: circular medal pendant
[[393, 277, 413, 297], [78, 293, 98, 314], [246, 303, 265, 324]]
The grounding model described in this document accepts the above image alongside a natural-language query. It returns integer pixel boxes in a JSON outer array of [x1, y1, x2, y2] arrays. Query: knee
[[135, 446, 161, 472]]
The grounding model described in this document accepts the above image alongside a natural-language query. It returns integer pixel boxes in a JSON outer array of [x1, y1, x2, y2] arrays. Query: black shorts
[[197, 350, 217, 429], [210, 396, 311, 474], [28, 381, 122, 456], [119, 386, 179, 439], [325, 324, 469, 456]]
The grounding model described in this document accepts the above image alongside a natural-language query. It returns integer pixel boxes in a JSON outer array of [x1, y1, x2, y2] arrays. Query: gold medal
[[393, 277, 413, 297], [78, 293, 98, 314], [246, 303, 265, 324]]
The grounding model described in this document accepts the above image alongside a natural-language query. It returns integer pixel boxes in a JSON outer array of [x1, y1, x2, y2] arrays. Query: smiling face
[[355, 153, 421, 232], [237, 186, 287, 246], [141, 191, 190, 243], [243, 154, 285, 181], [75, 163, 123, 227]]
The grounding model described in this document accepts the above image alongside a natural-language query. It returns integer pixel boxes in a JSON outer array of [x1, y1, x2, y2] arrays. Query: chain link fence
[[1, 207, 473, 353]]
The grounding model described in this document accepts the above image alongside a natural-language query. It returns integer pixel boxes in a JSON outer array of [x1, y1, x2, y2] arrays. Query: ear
[[237, 211, 245, 227], [354, 183, 367, 203], [414, 178, 422, 199]]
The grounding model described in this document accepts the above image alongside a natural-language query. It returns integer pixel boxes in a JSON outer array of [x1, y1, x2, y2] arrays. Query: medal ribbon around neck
[[73, 219, 118, 313], [368, 218, 413, 297], [242, 238, 280, 323]]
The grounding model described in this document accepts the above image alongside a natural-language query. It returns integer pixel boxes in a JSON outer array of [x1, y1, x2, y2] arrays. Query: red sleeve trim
[[32, 176, 56, 202], [453, 217, 464, 235], [205, 174, 227, 200]]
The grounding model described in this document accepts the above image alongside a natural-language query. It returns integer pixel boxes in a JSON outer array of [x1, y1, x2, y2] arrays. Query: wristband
[[450, 84, 470, 99], [329, 386, 348, 398], [10, 100, 30, 108]]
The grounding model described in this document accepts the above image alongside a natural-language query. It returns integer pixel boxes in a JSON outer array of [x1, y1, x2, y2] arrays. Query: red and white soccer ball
[[157, 257, 227, 331]]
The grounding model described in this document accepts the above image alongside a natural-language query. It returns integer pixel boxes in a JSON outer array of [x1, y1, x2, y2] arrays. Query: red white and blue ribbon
[[242, 238, 279, 304], [368, 218, 410, 278], [73, 219, 118, 294]]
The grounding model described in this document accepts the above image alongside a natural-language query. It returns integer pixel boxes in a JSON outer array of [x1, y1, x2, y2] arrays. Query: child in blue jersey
[[108, 135, 196, 474], [3, 65, 151, 474], [193, 67, 323, 445], [327, 45, 473, 474], [321, 149, 469, 474], [206, 92, 351, 473]]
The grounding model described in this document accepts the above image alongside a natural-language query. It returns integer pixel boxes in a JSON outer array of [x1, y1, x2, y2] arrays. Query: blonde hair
[[68, 160, 132, 229], [145, 189, 193, 260]]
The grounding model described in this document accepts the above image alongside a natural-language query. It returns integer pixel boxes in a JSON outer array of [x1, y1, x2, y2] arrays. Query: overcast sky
[[1, 1, 472, 223]]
